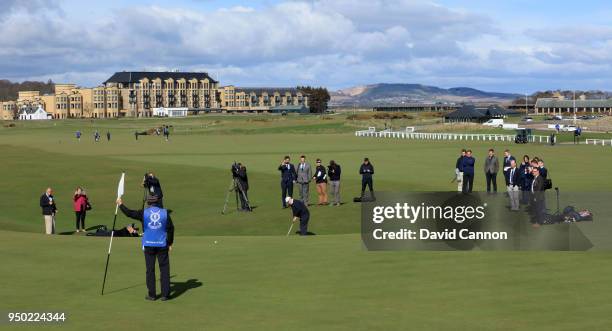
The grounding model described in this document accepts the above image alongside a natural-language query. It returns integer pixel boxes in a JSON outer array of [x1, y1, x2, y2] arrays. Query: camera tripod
[[222, 177, 252, 214]]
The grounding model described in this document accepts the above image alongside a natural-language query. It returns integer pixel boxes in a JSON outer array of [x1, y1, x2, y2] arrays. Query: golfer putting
[[285, 197, 312, 236], [116, 195, 175, 301]]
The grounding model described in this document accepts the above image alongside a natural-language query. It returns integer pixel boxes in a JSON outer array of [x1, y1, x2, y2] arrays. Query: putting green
[[1, 115, 612, 330]]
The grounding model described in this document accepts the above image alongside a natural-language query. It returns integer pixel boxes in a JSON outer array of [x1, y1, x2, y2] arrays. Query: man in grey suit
[[484, 148, 499, 193], [296, 155, 312, 205]]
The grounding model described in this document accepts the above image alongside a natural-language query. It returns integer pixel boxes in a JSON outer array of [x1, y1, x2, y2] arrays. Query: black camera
[[231, 162, 241, 178]]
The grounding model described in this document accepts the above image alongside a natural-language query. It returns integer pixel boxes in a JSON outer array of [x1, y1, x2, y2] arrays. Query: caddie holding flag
[[116, 194, 175, 301]]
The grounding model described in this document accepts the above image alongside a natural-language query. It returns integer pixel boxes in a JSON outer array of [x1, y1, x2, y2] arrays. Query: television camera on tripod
[[222, 162, 252, 214]]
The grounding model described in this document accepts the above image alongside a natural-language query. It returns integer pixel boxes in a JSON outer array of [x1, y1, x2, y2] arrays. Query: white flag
[[117, 173, 125, 199]]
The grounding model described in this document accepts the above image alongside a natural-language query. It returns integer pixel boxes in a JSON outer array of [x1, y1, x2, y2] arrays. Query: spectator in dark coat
[[530, 167, 546, 227], [359, 158, 375, 200], [502, 149, 516, 186], [328, 160, 341, 206], [278, 156, 297, 208], [461, 150, 475, 193], [313, 159, 328, 205], [40, 187, 57, 234], [519, 155, 532, 204], [236, 164, 250, 211]]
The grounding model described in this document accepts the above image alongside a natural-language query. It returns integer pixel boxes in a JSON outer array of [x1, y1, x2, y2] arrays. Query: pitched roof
[[236, 87, 299, 95], [481, 105, 507, 117], [20, 105, 40, 114], [444, 105, 486, 119], [535, 98, 612, 108], [104, 71, 218, 84]]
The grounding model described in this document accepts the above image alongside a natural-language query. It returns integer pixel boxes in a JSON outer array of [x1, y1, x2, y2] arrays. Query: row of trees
[[0, 79, 55, 101], [297, 86, 330, 113]]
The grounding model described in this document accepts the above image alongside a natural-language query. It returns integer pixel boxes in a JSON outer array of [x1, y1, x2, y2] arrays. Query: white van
[[483, 118, 504, 127]]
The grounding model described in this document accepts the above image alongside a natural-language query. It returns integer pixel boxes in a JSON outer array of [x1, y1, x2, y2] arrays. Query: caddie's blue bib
[[142, 207, 168, 247]]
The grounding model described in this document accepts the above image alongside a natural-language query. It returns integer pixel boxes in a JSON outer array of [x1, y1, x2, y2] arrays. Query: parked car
[[521, 117, 533, 122], [563, 125, 577, 132], [483, 118, 504, 127]]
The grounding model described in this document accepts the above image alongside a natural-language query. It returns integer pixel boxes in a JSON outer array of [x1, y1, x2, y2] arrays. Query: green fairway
[[2, 115, 612, 330]]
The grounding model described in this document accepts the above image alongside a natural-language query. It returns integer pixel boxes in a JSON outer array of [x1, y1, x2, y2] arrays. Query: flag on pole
[[117, 173, 125, 199], [101, 172, 126, 295]]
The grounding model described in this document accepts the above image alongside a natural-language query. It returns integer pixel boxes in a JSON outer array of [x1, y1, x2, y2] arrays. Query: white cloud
[[1, 0, 612, 92]]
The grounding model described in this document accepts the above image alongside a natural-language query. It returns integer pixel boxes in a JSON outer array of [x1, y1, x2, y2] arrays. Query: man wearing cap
[[117, 195, 175, 301], [286, 197, 311, 235]]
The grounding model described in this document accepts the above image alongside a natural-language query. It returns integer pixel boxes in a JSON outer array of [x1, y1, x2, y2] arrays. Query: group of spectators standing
[[278, 155, 378, 208], [455, 148, 550, 226], [39, 187, 91, 234], [279, 155, 343, 208]]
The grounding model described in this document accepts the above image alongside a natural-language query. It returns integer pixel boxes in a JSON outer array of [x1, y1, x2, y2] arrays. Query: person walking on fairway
[[296, 155, 312, 206], [94, 130, 100, 142], [40, 187, 57, 234], [163, 125, 170, 141], [76, 130, 81, 142], [286, 197, 311, 236], [455, 149, 466, 192], [117, 195, 175, 301], [328, 160, 341, 206], [106, 131, 111, 142], [359, 157, 375, 200], [278, 156, 297, 208]]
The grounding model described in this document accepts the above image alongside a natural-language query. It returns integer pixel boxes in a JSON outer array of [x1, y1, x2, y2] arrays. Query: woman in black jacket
[[313, 159, 328, 205]]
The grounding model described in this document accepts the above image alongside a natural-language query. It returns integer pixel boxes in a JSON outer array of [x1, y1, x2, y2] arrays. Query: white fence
[[355, 129, 552, 143], [585, 139, 612, 146]]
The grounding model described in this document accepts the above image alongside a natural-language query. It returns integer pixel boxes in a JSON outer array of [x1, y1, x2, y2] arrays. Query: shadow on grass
[[103, 276, 204, 300], [104, 275, 177, 295], [170, 278, 203, 299], [59, 224, 107, 235]]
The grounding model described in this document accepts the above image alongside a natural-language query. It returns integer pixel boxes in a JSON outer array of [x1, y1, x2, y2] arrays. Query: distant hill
[[330, 83, 520, 106]]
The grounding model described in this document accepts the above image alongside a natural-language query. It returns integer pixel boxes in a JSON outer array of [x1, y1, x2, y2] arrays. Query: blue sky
[[2, 0, 612, 93]]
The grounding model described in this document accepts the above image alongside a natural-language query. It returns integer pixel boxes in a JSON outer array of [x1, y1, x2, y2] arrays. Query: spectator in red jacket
[[73, 187, 89, 233]]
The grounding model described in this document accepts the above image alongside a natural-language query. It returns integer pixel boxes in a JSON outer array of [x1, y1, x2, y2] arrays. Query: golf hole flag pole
[[101, 172, 125, 295]]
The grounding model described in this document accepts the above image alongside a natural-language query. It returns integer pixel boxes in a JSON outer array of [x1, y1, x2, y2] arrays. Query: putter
[[286, 221, 294, 236]]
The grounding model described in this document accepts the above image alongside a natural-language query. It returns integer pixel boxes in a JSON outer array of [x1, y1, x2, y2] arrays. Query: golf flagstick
[[101, 172, 125, 295]]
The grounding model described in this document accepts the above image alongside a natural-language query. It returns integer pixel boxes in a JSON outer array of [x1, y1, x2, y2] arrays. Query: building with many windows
[[219, 86, 308, 112], [101, 71, 220, 117], [535, 96, 612, 114], [1, 71, 310, 119]]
